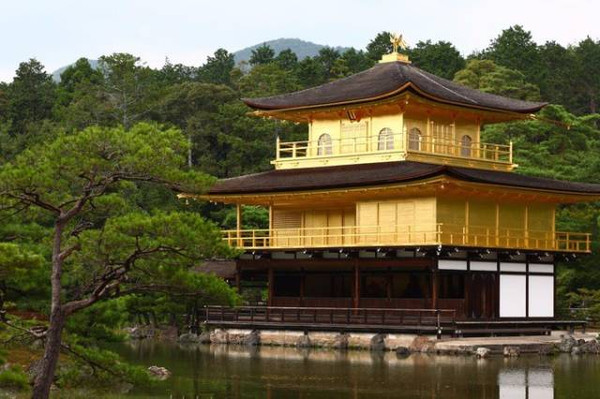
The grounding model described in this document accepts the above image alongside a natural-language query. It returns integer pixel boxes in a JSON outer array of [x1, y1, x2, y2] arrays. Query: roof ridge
[[406, 65, 479, 105]]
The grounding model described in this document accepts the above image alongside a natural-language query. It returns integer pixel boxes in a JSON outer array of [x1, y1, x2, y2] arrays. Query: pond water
[[109, 341, 600, 398]]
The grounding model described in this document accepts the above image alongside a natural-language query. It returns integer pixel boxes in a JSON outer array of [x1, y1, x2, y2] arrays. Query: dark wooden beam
[[267, 268, 274, 307], [353, 263, 360, 309]]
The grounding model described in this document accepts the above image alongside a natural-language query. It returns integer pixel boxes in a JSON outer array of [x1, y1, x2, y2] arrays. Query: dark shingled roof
[[208, 161, 600, 196], [242, 61, 547, 113]]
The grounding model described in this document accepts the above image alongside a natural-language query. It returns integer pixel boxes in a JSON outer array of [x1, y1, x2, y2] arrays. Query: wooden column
[[267, 268, 274, 307], [236, 204, 242, 246], [300, 268, 305, 306], [353, 263, 360, 309], [432, 265, 438, 310], [235, 264, 241, 294]]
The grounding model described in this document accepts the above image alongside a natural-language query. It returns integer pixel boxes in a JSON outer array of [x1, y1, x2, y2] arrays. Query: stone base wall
[[208, 328, 433, 351]]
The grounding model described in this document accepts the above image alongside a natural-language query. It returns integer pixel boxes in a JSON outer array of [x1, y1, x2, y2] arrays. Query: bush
[[0, 364, 30, 391]]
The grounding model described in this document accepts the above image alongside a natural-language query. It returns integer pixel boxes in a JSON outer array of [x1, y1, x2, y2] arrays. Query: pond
[[108, 341, 600, 398]]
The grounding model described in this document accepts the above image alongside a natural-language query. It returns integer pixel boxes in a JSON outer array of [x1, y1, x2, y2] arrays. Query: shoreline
[[168, 327, 600, 357]]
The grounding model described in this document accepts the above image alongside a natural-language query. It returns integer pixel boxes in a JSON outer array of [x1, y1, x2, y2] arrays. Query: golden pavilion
[[201, 40, 600, 334]]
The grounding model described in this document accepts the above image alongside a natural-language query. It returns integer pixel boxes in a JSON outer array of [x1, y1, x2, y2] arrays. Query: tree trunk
[[31, 309, 66, 399], [32, 220, 66, 399]]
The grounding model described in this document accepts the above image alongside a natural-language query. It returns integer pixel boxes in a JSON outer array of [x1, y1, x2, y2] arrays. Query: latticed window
[[460, 135, 472, 157], [377, 128, 394, 150], [317, 133, 332, 155], [408, 128, 422, 151]]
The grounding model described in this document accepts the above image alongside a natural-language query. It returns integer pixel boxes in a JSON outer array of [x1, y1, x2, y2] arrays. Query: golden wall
[[437, 199, 555, 247], [356, 198, 437, 244], [272, 207, 355, 247], [269, 198, 555, 249], [309, 113, 480, 157]]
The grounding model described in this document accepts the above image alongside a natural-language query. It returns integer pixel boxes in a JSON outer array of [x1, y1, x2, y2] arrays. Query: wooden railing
[[275, 132, 512, 165], [204, 305, 456, 332], [222, 224, 591, 253], [409, 136, 512, 163]]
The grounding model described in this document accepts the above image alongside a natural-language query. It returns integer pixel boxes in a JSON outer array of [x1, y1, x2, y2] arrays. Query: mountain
[[52, 59, 99, 82], [50, 38, 349, 82], [233, 38, 350, 64]]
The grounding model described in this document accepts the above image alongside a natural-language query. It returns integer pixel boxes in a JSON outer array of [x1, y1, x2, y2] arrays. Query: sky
[[1, 0, 599, 83]]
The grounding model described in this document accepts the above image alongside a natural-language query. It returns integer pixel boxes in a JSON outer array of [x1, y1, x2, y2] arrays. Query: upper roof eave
[[242, 61, 547, 116]]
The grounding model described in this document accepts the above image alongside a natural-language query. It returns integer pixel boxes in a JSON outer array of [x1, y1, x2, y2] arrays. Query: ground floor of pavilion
[[203, 249, 588, 335]]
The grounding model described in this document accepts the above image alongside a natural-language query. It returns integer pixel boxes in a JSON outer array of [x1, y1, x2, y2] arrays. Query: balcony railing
[[222, 224, 591, 253], [275, 132, 513, 165]]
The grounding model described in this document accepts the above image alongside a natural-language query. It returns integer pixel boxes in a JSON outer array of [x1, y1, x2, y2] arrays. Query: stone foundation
[[200, 328, 599, 356], [207, 328, 433, 351]]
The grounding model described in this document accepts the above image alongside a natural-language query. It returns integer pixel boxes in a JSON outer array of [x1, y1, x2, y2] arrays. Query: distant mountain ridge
[[233, 38, 350, 64], [51, 38, 349, 82]]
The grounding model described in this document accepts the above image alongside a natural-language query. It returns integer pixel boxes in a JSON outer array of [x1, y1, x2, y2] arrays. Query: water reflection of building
[[499, 368, 554, 399], [192, 35, 600, 334]]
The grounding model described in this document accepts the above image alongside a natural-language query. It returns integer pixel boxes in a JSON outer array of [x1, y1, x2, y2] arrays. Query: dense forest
[[1, 25, 600, 395]]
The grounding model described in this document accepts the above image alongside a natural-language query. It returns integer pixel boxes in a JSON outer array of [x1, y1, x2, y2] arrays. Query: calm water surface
[[109, 341, 600, 398]]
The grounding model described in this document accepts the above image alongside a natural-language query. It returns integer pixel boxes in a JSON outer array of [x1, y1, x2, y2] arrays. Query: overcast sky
[[1, 0, 599, 83]]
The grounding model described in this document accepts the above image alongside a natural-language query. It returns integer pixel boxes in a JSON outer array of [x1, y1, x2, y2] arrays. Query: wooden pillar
[[353, 263, 360, 309], [235, 264, 241, 294], [236, 204, 242, 246], [267, 268, 274, 307], [300, 268, 305, 306], [386, 268, 392, 306], [432, 265, 438, 309]]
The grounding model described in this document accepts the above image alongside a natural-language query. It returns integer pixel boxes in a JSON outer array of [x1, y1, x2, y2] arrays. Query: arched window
[[460, 135, 472, 157], [408, 128, 422, 151], [377, 128, 394, 151], [317, 133, 332, 156]]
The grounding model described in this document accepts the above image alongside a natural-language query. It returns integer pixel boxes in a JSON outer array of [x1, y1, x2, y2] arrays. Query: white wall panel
[[528, 275, 554, 318], [529, 263, 554, 274], [500, 274, 526, 317], [470, 261, 497, 272], [438, 260, 467, 271], [500, 262, 526, 272]]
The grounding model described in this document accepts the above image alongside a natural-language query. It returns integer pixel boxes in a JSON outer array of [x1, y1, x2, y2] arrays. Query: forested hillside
[[1, 25, 600, 394]]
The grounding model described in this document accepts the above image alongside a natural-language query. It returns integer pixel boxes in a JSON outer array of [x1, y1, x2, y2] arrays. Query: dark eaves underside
[[208, 161, 600, 196]]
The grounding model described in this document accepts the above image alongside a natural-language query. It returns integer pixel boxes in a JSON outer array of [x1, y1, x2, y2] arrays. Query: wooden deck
[[203, 306, 587, 337]]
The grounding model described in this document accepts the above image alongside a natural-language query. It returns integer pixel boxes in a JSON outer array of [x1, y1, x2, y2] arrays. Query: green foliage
[[98, 53, 160, 129], [366, 31, 393, 61], [573, 37, 600, 114], [275, 49, 298, 71], [197, 48, 235, 86], [249, 44, 276, 66], [562, 288, 600, 323], [55, 342, 153, 390], [409, 40, 465, 80], [339, 48, 373, 75], [485, 25, 541, 85], [222, 205, 269, 230], [0, 364, 30, 391], [239, 63, 301, 97], [454, 59, 540, 100], [54, 58, 106, 131], [66, 299, 128, 342], [6, 58, 56, 135]]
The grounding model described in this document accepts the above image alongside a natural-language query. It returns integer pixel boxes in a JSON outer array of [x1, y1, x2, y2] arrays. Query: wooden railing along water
[[204, 305, 456, 333]]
